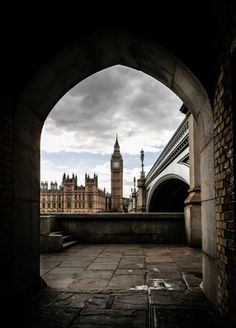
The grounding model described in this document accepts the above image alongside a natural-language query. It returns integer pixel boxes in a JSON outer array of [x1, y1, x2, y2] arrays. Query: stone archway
[[148, 175, 189, 212], [14, 28, 216, 307]]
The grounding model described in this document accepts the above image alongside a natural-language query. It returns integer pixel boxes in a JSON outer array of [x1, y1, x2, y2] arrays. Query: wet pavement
[[7, 244, 226, 327]]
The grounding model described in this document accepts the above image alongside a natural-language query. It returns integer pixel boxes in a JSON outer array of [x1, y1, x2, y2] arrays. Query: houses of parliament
[[40, 136, 123, 213]]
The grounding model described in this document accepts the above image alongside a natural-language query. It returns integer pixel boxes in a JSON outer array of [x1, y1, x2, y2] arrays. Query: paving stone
[[79, 270, 113, 279], [115, 268, 146, 275], [124, 250, 144, 256], [153, 263, 179, 272], [28, 288, 62, 307], [72, 309, 146, 328], [75, 250, 103, 257], [121, 255, 145, 260], [47, 267, 84, 275], [150, 289, 210, 306], [74, 294, 110, 309], [144, 250, 170, 257], [172, 257, 200, 263], [45, 254, 68, 260], [40, 268, 51, 275], [146, 263, 162, 272], [121, 246, 144, 250], [108, 274, 145, 290], [87, 262, 119, 270], [147, 271, 182, 279], [146, 255, 174, 263], [58, 259, 94, 267], [43, 273, 75, 289], [15, 244, 214, 327], [40, 260, 62, 269], [182, 271, 202, 288], [112, 292, 148, 309], [68, 278, 109, 290], [100, 250, 124, 255], [93, 258, 121, 263], [22, 306, 79, 328], [48, 292, 109, 309], [40, 254, 51, 260], [47, 292, 77, 307], [98, 254, 122, 259], [118, 258, 145, 269], [169, 247, 193, 254], [177, 289, 210, 305], [176, 262, 202, 271]]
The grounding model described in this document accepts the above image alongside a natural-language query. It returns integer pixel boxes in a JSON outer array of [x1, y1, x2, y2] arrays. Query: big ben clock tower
[[110, 135, 123, 212]]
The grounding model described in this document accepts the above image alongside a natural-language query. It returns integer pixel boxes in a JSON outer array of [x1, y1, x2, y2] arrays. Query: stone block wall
[[0, 109, 13, 303]]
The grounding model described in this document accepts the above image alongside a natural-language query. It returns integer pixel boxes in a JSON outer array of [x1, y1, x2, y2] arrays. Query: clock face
[[113, 161, 120, 168]]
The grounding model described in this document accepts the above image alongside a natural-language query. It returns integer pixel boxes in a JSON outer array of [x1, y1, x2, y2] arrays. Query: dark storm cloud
[[43, 65, 183, 154]]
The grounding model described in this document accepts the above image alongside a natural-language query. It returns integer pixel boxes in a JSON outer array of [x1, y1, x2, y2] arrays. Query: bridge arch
[[147, 174, 189, 212], [14, 28, 215, 306]]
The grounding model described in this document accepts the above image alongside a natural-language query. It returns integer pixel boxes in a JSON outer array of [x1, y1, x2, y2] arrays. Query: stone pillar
[[132, 191, 137, 212], [137, 173, 146, 212], [13, 103, 43, 303], [136, 149, 146, 212], [184, 113, 202, 247]]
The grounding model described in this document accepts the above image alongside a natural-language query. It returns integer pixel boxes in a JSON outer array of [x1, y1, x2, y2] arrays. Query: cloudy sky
[[40, 65, 183, 197]]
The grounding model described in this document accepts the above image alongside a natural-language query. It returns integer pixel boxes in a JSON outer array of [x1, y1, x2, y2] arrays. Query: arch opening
[[149, 178, 189, 212], [13, 28, 216, 309]]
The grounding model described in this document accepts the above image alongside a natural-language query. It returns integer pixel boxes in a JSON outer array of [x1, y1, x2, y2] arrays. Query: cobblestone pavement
[[6, 244, 225, 327]]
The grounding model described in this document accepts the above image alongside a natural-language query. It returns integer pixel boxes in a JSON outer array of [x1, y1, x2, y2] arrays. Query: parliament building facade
[[40, 136, 123, 213]]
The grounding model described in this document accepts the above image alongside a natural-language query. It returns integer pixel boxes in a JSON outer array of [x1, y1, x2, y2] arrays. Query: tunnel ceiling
[[11, 1, 235, 103]]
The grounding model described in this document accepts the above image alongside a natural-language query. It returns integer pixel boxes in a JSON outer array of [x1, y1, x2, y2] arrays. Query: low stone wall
[[40, 216, 63, 252], [41, 213, 186, 244], [40, 216, 58, 235], [40, 234, 63, 253]]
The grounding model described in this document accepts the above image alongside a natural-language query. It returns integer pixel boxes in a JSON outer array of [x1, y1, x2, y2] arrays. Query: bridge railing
[[146, 116, 189, 185]]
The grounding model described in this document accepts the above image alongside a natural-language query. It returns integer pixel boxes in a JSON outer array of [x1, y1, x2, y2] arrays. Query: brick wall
[[214, 30, 236, 322]]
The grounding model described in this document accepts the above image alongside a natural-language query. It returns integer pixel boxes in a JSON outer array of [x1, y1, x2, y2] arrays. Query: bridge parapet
[[40, 213, 186, 244], [146, 116, 189, 186]]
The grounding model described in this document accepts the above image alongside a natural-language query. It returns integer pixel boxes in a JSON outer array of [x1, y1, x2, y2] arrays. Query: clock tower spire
[[110, 134, 123, 212]]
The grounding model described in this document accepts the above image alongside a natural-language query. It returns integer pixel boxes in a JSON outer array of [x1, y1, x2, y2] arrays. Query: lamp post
[[140, 149, 145, 179], [140, 149, 144, 172]]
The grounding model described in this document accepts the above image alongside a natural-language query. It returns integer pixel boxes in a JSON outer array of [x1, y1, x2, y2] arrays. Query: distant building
[[40, 173, 111, 213], [40, 135, 125, 213], [110, 135, 123, 212]]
